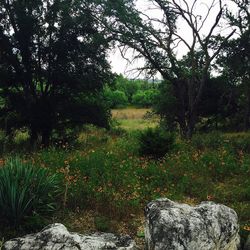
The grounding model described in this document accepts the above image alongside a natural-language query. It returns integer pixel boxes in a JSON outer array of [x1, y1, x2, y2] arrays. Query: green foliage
[[191, 131, 224, 150], [114, 75, 139, 102], [94, 216, 111, 232], [132, 89, 158, 107], [0, 0, 112, 145], [138, 127, 175, 158], [153, 81, 178, 130], [104, 87, 128, 108], [0, 158, 60, 226], [228, 135, 250, 154], [106, 75, 159, 108], [0, 124, 250, 239]]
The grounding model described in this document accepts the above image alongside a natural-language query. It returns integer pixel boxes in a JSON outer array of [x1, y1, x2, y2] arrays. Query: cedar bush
[[138, 127, 175, 158]]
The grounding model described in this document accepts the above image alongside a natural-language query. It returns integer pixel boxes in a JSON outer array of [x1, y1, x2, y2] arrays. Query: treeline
[[104, 75, 159, 108], [106, 72, 250, 133]]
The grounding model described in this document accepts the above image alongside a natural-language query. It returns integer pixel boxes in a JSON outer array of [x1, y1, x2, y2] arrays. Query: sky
[[109, 0, 238, 78]]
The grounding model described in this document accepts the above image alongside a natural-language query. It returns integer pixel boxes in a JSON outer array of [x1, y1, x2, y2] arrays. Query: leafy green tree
[[114, 75, 139, 102], [132, 89, 159, 107], [0, 0, 112, 145], [198, 76, 240, 131], [104, 87, 128, 108], [220, 0, 250, 130]]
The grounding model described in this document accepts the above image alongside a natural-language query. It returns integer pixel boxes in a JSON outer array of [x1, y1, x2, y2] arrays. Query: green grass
[[112, 107, 158, 131], [117, 119, 157, 131], [0, 113, 249, 244]]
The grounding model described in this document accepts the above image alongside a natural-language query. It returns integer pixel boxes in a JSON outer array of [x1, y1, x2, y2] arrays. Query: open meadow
[[0, 108, 249, 248], [111, 108, 158, 131]]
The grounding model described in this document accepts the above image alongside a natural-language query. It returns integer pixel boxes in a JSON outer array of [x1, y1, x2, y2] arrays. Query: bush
[[104, 87, 128, 108], [0, 158, 60, 226], [138, 127, 175, 158], [132, 89, 158, 107]]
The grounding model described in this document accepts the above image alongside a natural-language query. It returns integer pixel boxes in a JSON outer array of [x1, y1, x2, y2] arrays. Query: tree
[[0, 0, 112, 145], [132, 89, 159, 107], [98, 0, 235, 138], [114, 74, 139, 103], [219, 0, 250, 130], [104, 86, 128, 108]]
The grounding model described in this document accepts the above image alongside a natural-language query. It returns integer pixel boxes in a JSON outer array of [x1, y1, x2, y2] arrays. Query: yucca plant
[[0, 158, 60, 226]]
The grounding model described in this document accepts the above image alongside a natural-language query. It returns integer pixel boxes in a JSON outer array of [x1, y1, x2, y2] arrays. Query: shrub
[[132, 89, 158, 107], [138, 127, 175, 158], [0, 158, 60, 226], [104, 87, 128, 108]]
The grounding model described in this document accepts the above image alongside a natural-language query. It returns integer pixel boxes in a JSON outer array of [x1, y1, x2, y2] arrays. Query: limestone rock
[[244, 234, 250, 250], [145, 198, 240, 250], [3, 223, 137, 250]]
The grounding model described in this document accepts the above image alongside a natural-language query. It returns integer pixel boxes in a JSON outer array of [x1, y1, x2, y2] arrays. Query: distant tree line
[[104, 75, 159, 108]]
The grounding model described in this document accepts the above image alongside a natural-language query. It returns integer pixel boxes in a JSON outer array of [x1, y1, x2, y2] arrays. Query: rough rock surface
[[3, 223, 137, 250], [244, 234, 250, 250], [145, 198, 240, 250]]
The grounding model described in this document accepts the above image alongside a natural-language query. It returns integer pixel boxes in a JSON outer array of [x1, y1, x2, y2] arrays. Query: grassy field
[[112, 108, 158, 131], [0, 108, 249, 247]]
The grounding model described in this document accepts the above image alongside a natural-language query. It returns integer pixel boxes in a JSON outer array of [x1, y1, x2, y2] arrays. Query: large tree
[[0, 0, 112, 145], [219, 0, 250, 130], [98, 0, 235, 137]]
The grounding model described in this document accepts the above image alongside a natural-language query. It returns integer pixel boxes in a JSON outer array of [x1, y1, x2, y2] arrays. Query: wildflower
[[207, 195, 214, 201], [0, 159, 4, 166], [243, 225, 250, 231]]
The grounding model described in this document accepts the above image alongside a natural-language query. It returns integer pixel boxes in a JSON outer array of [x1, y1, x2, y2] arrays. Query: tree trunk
[[41, 128, 51, 147], [244, 78, 250, 131], [30, 128, 38, 148], [187, 103, 199, 139]]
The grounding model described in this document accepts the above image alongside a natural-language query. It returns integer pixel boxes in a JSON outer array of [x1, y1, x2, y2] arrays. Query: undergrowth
[[0, 126, 249, 242]]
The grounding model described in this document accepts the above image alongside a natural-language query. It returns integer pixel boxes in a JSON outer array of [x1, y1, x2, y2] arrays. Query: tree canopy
[[0, 0, 112, 144]]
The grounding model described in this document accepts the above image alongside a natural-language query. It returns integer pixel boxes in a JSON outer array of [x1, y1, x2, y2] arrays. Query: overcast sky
[[109, 0, 238, 78]]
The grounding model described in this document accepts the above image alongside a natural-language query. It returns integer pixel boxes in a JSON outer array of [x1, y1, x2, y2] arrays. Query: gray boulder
[[244, 234, 250, 250], [3, 223, 137, 250], [145, 198, 240, 250]]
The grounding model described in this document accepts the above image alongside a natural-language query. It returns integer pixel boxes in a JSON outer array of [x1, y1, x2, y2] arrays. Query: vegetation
[[0, 122, 249, 244], [98, 0, 248, 138], [104, 75, 159, 108], [138, 127, 175, 158], [0, 0, 250, 248], [0, 0, 112, 145], [111, 108, 158, 131], [0, 158, 59, 226]]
